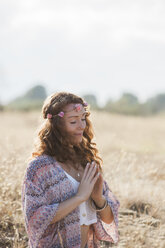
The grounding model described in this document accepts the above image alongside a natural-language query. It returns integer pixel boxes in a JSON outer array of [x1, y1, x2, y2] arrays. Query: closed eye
[[70, 118, 86, 124]]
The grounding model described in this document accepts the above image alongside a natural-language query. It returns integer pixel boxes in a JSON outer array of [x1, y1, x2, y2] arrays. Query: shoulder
[[26, 154, 55, 181]]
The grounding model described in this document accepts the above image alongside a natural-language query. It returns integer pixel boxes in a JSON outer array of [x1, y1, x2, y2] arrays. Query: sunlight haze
[[0, 0, 165, 105]]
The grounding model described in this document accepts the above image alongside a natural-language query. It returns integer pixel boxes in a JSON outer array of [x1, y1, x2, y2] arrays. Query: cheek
[[65, 123, 76, 133], [83, 122, 87, 129]]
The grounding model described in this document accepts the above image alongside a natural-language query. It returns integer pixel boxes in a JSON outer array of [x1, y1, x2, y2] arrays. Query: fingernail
[[97, 172, 100, 176]]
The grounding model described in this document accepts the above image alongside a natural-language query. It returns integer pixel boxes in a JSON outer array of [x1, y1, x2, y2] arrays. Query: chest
[[57, 161, 85, 182]]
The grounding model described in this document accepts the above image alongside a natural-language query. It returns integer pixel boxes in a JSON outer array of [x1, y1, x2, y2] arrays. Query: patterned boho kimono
[[21, 154, 120, 248]]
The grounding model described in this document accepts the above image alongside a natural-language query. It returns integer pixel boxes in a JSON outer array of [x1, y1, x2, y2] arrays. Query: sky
[[0, 0, 165, 106]]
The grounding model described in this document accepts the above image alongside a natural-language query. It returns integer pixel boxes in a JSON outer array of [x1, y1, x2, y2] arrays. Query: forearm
[[93, 196, 114, 224], [50, 195, 83, 224]]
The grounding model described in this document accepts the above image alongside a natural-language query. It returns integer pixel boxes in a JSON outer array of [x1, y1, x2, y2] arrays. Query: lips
[[74, 133, 83, 136]]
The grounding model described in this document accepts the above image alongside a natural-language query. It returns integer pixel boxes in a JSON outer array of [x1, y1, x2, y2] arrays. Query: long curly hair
[[32, 92, 102, 170]]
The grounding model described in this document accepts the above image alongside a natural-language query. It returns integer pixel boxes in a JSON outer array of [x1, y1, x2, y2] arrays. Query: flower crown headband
[[46, 102, 88, 119]]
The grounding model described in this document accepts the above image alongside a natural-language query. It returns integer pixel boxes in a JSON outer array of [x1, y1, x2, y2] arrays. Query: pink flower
[[75, 104, 82, 111], [83, 101, 88, 107], [47, 113, 52, 119], [58, 111, 64, 117]]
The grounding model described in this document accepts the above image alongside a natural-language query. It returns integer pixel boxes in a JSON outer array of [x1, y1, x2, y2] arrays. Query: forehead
[[63, 103, 86, 117]]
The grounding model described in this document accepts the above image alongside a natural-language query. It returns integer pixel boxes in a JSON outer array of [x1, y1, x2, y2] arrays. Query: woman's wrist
[[90, 196, 108, 212], [75, 194, 85, 204], [92, 196, 106, 208]]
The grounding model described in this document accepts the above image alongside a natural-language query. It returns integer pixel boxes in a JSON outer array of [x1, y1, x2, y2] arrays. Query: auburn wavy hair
[[32, 92, 102, 170]]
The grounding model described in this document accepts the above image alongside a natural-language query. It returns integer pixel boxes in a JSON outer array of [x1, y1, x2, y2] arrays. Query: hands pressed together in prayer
[[51, 160, 114, 225], [77, 161, 104, 204], [77, 161, 114, 224]]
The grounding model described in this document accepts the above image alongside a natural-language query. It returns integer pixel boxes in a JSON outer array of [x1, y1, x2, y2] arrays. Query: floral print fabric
[[21, 154, 120, 248]]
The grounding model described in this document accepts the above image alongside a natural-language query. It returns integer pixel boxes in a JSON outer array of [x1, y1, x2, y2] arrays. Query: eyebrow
[[67, 112, 86, 119]]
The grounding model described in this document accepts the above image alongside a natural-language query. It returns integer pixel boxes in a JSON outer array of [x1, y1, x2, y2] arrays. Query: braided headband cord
[[47, 112, 64, 119], [46, 102, 88, 119]]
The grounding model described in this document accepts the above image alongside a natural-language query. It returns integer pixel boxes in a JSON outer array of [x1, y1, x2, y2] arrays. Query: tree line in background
[[1, 85, 165, 116]]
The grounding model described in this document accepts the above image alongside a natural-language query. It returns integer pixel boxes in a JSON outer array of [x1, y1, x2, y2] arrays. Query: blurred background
[[0, 1, 165, 248], [0, 0, 165, 115]]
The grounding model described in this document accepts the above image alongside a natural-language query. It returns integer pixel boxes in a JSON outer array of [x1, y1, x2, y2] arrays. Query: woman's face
[[63, 103, 87, 145]]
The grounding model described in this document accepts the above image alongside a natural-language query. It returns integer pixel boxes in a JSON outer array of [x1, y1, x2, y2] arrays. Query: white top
[[64, 171, 97, 225]]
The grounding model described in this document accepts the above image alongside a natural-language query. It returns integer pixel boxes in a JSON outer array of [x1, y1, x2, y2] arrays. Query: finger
[[94, 163, 99, 176], [87, 164, 98, 182], [81, 162, 90, 182], [85, 161, 96, 181], [91, 172, 100, 186], [83, 162, 93, 181]]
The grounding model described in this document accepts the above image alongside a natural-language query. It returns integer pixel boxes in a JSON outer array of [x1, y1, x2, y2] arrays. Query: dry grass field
[[0, 110, 165, 248]]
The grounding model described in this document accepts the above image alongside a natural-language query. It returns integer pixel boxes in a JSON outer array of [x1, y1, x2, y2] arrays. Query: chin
[[72, 138, 83, 146]]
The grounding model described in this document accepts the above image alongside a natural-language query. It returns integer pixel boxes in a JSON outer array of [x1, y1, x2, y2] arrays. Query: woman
[[21, 92, 120, 248]]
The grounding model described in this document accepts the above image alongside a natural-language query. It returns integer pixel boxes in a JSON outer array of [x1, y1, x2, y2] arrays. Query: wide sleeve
[[21, 166, 60, 248], [92, 180, 120, 244]]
